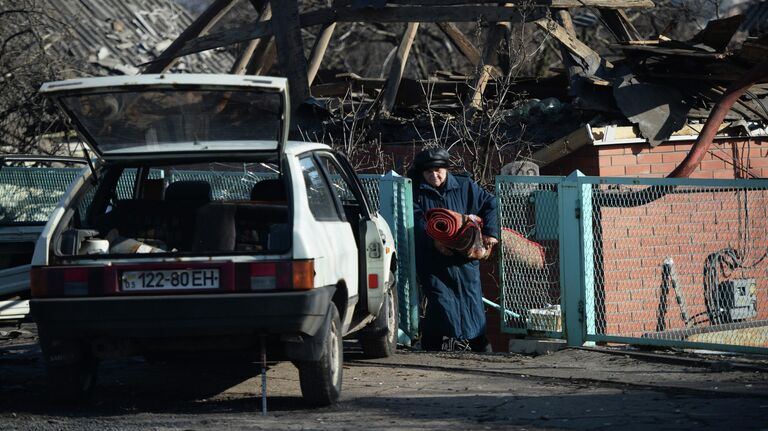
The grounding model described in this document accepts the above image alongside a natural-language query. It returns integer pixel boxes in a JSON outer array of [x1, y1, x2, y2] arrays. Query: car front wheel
[[360, 275, 399, 358]]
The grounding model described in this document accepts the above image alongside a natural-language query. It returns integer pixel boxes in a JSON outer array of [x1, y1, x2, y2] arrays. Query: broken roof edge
[[533, 121, 768, 167]]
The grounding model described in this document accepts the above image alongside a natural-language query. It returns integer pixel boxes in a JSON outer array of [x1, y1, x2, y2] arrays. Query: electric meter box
[[717, 278, 757, 321]]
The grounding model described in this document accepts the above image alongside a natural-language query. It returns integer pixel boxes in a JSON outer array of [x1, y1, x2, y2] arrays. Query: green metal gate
[[497, 172, 768, 355]]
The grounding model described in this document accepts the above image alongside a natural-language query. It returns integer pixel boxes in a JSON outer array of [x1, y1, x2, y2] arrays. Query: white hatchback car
[[30, 74, 398, 406]]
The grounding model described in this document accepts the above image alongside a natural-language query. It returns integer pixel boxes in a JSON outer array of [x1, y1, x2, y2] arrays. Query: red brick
[[650, 163, 676, 174], [662, 152, 687, 163], [636, 153, 663, 164], [673, 143, 695, 152], [712, 170, 735, 179], [601, 165, 626, 176], [625, 164, 652, 175], [748, 157, 768, 168], [700, 159, 727, 171], [599, 147, 627, 156], [689, 170, 715, 179], [598, 156, 613, 167], [611, 155, 639, 166]]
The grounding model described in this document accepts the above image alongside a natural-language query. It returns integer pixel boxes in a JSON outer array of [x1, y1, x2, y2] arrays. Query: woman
[[409, 148, 499, 352]]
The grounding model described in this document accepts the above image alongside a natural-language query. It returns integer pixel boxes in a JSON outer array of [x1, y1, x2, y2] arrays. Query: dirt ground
[[2, 324, 768, 431]]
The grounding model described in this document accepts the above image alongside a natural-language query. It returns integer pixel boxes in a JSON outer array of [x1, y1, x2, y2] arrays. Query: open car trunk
[[38, 74, 293, 263]]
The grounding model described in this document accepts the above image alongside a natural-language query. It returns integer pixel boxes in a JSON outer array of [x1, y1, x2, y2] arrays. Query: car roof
[[284, 141, 332, 155]]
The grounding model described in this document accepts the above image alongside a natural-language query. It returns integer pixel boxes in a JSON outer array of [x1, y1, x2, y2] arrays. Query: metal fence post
[[378, 171, 419, 345], [558, 171, 586, 346]]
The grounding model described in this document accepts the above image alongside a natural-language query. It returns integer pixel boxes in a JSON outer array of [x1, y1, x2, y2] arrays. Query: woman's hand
[[434, 240, 454, 256], [483, 235, 499, 249]]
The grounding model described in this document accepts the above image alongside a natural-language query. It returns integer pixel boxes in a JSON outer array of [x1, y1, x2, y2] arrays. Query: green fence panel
[[368, 173, 419, 344], [496, 175, 564, 337], [0, 167, 83, 225], [496, 173, 768, 355], [585, 176, 768, 354]]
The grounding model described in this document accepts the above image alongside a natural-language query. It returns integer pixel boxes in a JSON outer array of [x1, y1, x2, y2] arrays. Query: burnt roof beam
[[270, 0, 310, 109], [143, 0, 239, 73], [144, 5, 550, 67]]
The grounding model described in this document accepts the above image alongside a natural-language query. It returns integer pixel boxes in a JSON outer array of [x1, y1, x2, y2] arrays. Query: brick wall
[[544, 138, 768, 339]]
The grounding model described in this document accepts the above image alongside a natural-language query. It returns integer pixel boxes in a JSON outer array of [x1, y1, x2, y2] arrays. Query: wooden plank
[[381, 22, 420, 115], [350, 0, 655, 7], [338, 6, 539, 23], [467, 21, 507, 110], [270, 0, 310, 107], [554, 9, 584, 81], [307, 22, 337, 85], [437, 22, 481, 66], [535, 17, 612, 75], [246, 37, 277, 75], [598, 8, 642, 42], [230, 2, 272, 75], [613, 44, 728, 59], [144, 0, 238, 73]]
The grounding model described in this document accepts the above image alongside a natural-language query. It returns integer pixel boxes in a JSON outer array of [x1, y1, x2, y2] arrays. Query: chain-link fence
[[591, 180, 768, 351], [497, 177, 562, 335], [497, 174, 768, 354]]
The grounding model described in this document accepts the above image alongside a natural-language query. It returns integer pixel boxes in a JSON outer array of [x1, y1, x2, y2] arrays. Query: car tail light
[[368, 273, 379, 289], [31, 267, 92, 297], [290, 260, 314, 290], [246, 260, 313, 291], [30, 267, 48, 297]]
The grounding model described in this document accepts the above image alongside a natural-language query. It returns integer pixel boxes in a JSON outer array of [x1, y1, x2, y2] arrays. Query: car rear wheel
[[297, 305, 342, 406], [42, 340, 98, 401], [360, 274, 399, 358]]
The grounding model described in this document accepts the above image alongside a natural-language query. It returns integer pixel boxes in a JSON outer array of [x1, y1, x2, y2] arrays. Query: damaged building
[[133, 0, 768, 183]]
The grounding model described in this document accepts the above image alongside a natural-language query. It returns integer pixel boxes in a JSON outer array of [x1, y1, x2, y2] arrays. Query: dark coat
[[413, 172, 499, 340]]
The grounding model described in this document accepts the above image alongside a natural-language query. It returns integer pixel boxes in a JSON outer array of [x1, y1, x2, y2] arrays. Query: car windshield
[[60, 89, 283, 155]]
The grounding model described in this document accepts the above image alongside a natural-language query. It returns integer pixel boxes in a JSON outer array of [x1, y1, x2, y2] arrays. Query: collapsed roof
[[140, 1, 768, 156]]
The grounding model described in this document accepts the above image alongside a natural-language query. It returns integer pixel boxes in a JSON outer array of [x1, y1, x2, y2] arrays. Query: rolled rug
[[425, 208, 490, 259]]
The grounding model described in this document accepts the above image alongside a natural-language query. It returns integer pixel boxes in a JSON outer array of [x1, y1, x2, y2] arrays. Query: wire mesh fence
[[590, 180, 768, 351], [496, 174, 768, 354], [496, 177, 563, 335]]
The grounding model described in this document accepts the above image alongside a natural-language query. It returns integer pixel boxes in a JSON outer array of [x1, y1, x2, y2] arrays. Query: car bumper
[[31, 286, 334, 339]]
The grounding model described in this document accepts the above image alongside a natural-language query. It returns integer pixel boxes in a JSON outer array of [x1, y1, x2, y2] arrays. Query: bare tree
[[0, 0, 84, 155]]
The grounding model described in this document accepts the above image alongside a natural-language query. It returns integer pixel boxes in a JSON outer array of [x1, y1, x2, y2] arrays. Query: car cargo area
[[54, 163, 291, 258]]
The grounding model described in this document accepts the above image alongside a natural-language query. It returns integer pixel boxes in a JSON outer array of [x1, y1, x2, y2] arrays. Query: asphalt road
[[2, 326, 768, 431]]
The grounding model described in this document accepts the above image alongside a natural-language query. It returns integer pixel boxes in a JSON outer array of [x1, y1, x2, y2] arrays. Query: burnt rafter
[[145, 1, 651, 67]]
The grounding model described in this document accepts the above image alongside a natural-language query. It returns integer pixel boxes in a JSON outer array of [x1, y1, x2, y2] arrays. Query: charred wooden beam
[[246, 37, 277, 75], [437, 22, 482, 66], [598, 8, 642, 43], [230, 3, 272, 75], [467, 20, 508, 110], [554, 9, 585, 80], [270, 0, 310, 108], [535, 17, 612, 76], [338, 0, 655, 8], [144, 0, 239, 73], [307, 22, 337, 86], [381, 22, 420, 115]]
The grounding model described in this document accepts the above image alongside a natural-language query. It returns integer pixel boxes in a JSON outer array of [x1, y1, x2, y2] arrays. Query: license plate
[[121, 269, 220, 291]]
